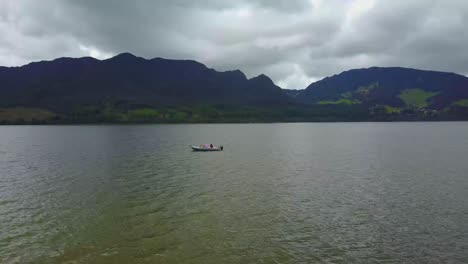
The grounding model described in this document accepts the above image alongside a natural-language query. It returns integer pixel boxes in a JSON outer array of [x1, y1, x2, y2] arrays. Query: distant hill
[[0, 53, 289, 113], [1, 55, 468, 123], [294, 67, 468, 112]]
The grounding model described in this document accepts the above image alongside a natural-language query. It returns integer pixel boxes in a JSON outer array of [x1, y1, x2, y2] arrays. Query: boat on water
[[191, 144, 223, 151]]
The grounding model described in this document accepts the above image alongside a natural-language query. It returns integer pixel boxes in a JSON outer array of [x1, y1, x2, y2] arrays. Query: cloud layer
[[1, 0, 467, 89]]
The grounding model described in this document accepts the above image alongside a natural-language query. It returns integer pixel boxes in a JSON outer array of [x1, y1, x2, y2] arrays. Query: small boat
[[191, 145, 223, 152]]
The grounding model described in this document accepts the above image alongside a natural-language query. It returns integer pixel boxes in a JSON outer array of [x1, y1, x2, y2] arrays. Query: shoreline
[[1, 119, 468, 126]]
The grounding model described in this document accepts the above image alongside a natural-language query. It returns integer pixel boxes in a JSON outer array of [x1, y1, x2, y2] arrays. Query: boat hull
[[191, 146, 223, 151]]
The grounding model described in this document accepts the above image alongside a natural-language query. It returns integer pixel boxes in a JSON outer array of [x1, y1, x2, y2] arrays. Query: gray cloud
[[0, 0, 467, 89]]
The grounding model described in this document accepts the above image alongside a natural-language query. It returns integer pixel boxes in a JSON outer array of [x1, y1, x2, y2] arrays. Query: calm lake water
[[1, 123, 468, 263]]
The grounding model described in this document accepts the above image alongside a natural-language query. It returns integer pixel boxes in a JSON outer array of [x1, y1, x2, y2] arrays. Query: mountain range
[[1, 53, 468, 123]]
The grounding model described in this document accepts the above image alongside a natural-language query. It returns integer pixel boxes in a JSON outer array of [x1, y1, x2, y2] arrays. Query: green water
[[1, 123, 468, 263]]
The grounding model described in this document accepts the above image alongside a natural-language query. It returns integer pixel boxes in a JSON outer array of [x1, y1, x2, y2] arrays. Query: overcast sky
[[0, 0, 467, 89]]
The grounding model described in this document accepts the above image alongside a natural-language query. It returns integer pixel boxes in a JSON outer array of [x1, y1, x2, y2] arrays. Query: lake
[[1, 123, 468, 263]]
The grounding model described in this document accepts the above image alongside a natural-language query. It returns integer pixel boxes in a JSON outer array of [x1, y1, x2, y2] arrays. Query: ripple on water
[[1, 124, 468, 263]]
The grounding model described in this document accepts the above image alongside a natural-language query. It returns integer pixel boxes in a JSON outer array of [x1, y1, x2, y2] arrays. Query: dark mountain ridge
[[295, 66, 468, 110], [0, 53, 289, 112], [1, 54, 468, 123]]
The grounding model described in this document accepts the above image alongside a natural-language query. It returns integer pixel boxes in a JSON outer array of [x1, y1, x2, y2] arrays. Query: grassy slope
[[384, 106, 402, 114], [399, 89, 439, 108], [318, 92, 361, 105], [0, 108, 56, 122], [453, 99, 468, 107], [318, 98, 360, 105], [317, 84, 379, 106]]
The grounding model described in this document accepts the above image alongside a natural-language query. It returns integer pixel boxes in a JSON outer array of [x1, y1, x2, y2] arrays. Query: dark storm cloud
[[1, 0, 467, 89]]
